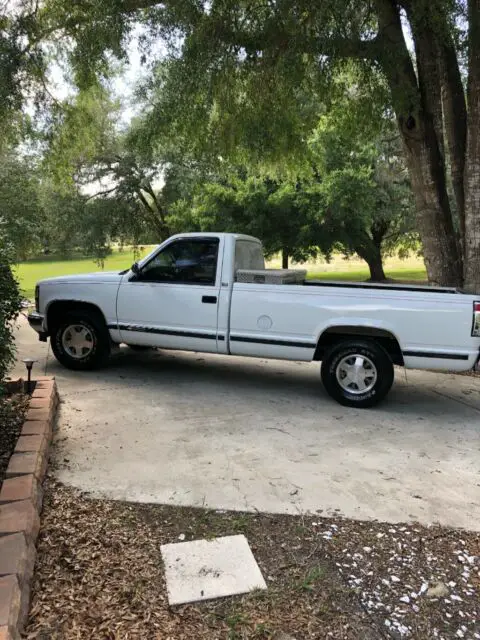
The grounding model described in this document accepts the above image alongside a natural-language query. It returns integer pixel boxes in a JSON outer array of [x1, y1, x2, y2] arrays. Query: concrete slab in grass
[[161, 534, 267, 606]]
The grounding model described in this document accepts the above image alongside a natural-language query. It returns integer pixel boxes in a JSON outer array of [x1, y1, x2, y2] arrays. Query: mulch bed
[[24, 480, 479, 640], [0, 390, 28, 486]]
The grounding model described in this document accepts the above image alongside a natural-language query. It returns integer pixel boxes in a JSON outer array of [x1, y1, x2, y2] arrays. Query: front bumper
[[28, 312, 48, 342]]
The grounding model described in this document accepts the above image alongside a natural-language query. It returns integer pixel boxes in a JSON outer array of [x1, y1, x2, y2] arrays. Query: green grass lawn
[[306, 268, 427, 282], [15, 249, 151, 300], [15, 250, 427, 300]]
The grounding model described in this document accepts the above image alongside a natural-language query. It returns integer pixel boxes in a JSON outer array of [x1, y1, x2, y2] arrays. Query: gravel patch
[[25, 480, 479, 639], [317, 520, 480, 639]]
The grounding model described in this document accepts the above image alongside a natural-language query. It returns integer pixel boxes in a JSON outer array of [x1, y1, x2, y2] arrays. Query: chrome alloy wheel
[[61, 324, 94, 359], [335, 354, 377, 395]]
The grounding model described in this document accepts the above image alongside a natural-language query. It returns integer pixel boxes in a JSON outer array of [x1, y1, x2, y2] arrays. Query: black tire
[[50, 310, 111, 371], [321, 339, 394, 408], [126, 344, 153, 351]]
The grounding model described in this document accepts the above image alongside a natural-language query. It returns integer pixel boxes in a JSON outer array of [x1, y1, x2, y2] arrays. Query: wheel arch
[[314, 324, 404, 366], [46, 300, 108, 334]]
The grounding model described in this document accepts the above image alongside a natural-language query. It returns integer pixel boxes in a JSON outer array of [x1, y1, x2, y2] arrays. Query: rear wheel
[[51, 310, 111, 370], [321, 339, 394, 408]]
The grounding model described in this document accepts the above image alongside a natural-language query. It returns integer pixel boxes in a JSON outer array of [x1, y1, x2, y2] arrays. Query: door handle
[[202, 295, 217, 304]]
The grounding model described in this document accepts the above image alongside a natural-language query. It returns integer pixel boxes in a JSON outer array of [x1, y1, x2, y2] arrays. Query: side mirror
[[129, 262, 141, 282]]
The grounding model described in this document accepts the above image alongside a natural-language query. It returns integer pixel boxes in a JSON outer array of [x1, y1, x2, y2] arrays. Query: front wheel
[[321, 339, 394, 408], [51, 310, 111, 370]]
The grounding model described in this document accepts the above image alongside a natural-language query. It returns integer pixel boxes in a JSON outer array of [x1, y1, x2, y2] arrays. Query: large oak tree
[[8, 0, 480, 291]]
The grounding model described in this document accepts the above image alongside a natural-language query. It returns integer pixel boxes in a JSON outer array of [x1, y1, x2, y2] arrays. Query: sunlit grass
[[15, 247, 153, 300], [306, 268, 426, 282]]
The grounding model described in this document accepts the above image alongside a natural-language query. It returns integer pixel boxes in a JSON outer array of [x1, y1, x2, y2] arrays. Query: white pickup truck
[[28, 232, 480, 408]]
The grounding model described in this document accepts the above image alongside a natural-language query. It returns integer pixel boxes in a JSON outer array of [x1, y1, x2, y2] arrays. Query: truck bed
[[228, 277, 479, 370]]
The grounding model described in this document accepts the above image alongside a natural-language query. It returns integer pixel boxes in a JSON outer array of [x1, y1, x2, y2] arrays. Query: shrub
[[0, 234, 22, 390]]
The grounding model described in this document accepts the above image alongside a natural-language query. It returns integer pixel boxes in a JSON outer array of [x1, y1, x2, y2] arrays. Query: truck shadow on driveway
[[46, 347, 480, 422]]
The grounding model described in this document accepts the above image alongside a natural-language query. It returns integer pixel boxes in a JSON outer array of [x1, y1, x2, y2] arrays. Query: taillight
[[473, 302, 480, 337], [35, 285, 39, 313]]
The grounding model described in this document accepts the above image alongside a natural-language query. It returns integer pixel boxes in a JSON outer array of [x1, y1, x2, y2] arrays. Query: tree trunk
[[355, 242, 387, 282], [366, 251, 387, 282], [402, 0, 467, 247], [410, 17, 445, 163], [438, 36, 467, 246], [374, 0, 463, 288], [463, 0, 480, 293], [137, 190, 171, 240], [405, 0, 467, 268], [399, 125, 463, 287], [367, 220, 389, 281], [282, 248, 289, 269]]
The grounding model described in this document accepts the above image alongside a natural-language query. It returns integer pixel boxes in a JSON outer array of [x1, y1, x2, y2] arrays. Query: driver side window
[[139, 238, 219, 285]]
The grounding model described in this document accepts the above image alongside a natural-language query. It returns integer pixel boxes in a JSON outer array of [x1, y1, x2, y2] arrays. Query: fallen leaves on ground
[[0, 392, 28, 486], [25, 480, 479, 640]]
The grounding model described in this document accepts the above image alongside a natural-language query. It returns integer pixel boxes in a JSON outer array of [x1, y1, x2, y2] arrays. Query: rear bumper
[[28, 312, 48, 342]]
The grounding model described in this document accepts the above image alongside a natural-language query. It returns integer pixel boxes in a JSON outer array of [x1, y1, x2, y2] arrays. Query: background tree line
[[3, 0, 478, 288], [1, 69, 417, 280]]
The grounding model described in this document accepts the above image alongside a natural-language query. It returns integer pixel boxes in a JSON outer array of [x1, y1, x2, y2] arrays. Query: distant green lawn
[[15, 249, 151, 300], [306, 268, 427, 282], [15, 250, 427, 301]]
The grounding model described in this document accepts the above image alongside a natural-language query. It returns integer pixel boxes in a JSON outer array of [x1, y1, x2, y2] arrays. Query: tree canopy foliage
[[1, 0, 479, 291], [15, 0, 476, 290], [170, 98, 415, 279], [0, 152, 44, 260], [0, 48, 416, 279]]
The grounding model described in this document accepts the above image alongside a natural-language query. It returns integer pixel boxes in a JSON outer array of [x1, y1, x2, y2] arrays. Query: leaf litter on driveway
[[25, 479, 479, 639]]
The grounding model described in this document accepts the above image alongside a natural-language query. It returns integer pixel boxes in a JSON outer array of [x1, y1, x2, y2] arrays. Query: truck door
[[116, 236, 223, 353]]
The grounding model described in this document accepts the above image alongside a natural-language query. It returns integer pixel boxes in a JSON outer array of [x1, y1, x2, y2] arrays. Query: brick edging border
[[0, 377, 58, 640]]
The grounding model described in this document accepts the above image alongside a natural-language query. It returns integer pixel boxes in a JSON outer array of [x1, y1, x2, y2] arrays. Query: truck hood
[[38, 271, 125, 286]]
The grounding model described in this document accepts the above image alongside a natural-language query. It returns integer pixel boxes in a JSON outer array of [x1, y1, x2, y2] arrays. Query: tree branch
[[137, 190, 170, 237], [85, 186, 118, 202], [324, 35, 381, 60], [142, 181, 167, 222], [137, 190, 154, 213]]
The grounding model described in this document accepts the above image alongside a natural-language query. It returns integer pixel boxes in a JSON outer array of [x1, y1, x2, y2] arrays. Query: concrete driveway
[[12, 315, 480, 530]]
